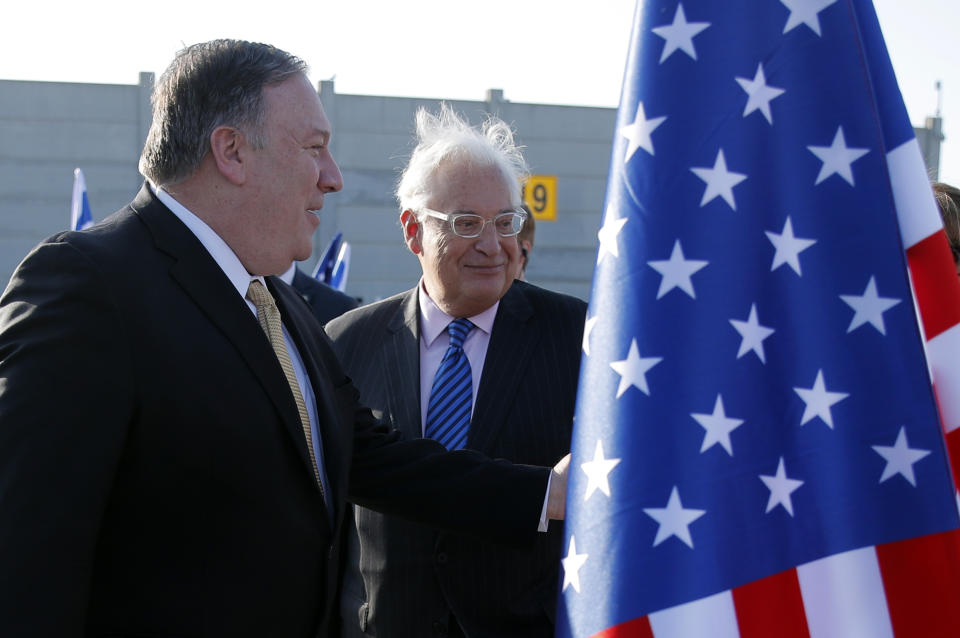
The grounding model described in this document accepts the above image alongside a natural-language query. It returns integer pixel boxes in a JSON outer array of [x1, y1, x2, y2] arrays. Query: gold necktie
[[246, 279, 323, 491]]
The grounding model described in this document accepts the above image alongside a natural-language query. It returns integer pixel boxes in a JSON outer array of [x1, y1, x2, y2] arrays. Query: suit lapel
[[382, 289, 423, 439], [469, 283, 540, 454], [132, 185, 324, 503]]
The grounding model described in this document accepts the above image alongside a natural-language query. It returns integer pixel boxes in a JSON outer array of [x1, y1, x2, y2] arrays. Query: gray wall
[[916, 116, 944, 181], [0, 75, 615, 304], [0, 75, 942, 303], [0, 74, 154, 289]]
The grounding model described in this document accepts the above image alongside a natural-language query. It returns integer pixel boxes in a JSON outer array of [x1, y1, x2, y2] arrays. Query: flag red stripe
[[944, 427, 960, 490], [590, 616, 654, 638], [733, 568, 810, 638], [905, 231, 960, 340], [876, 530, 960, 637]]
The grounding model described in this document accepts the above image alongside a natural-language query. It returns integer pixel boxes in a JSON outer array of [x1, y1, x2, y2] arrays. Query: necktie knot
[[447, 318, 473, 350], [246, 279, 275, 311]]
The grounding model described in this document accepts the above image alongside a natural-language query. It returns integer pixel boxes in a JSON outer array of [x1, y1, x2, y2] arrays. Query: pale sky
[[2, 0, 956, 184]]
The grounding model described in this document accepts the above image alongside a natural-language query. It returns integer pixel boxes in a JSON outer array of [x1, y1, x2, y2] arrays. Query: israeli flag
[[70, 168, 94, 231]]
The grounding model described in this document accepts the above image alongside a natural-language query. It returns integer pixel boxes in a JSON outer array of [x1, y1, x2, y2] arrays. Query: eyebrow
[[307, 128, 331, 145]]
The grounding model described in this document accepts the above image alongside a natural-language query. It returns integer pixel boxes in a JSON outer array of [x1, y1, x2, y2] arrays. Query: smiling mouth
[[466, 263, 505, 271]]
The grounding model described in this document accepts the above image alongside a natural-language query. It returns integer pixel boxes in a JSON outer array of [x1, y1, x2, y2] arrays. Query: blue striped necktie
[[424, 318, 475, 450]]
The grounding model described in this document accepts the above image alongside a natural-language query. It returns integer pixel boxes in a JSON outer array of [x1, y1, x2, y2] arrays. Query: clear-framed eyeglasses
[[420, 208, 527, 238]]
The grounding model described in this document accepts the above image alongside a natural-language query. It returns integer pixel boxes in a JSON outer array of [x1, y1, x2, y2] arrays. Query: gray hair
[[396, 104, 529, 216], [139, 39, 308, 185]]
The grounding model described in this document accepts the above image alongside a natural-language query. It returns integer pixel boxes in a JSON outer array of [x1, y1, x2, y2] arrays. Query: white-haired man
[[327, 106, 586, 638]]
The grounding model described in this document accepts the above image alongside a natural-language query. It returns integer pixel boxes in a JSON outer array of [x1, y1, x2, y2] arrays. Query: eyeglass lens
[[452, 213, 524, 237]]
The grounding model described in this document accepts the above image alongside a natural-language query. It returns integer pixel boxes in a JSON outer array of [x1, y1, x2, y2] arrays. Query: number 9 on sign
[[521, 175, 557, 221]]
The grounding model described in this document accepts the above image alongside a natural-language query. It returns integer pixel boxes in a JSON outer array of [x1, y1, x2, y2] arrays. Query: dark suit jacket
[[0, 184, 549, 638], [291, 267, 358, 325], [326, 281, 586, 638]]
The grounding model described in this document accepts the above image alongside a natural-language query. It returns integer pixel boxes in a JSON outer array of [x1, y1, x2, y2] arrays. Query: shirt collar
[[150, 182, 255, 297], [279, 264, 297, 285], [417, 279, 499, 347]]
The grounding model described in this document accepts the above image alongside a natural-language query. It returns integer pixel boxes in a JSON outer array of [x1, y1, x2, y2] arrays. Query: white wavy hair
[[396, 104, 529, 217]]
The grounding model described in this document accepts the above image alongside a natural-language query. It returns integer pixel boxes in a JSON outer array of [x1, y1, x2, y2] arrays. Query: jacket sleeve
[[338, 374, 550, 547], [0, 239, 134, 635]]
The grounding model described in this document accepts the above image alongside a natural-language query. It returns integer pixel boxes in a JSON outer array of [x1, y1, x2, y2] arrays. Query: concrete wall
[[0, 74, 153, 289], [0, 75, 613, 303], [0, 75, 943, 304], [916, 116, 944, 181]]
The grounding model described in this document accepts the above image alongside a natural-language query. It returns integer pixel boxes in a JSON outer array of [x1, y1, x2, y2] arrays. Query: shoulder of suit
[[36, 205, 146, 267], [324, 288, 410, 339], [509, 279, 587, 317]]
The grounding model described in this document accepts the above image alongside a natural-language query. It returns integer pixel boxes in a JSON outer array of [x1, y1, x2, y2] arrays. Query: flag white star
[[691, 394, 744, 456], [729, 303, 775, 364], [610, 339, 662, 398], [581, 440, 621, 500], [582, 315, 598, 356], [691, 149, 747, 210], [644, 486, 706, 548], [839, 276, 902, 335], [780, 0, 838, 36], [873, 426, 931, 487], [794, 369, 849, 428], [561, 536, 589, 592], [651, 3, 710, 63], [597, 212, 628, 263], [620, 101, 667, 161], [647, 240, 709, 299], [766, 216, 816, 275], [807, 126, 870, 186], [735, 63, 785, 124], [759, 457, 804, 516]]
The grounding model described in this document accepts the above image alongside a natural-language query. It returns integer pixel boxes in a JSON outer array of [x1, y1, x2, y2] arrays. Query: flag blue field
[[70, 168, 93, 231], [558, 1, 960, 636]]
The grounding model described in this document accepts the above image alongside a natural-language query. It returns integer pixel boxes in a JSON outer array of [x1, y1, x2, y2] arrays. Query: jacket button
[[436, 552, 448, 565], [433, 621, 448, 637]]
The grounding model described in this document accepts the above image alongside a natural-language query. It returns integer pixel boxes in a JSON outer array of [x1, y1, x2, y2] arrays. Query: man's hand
[[547, 453, 571, 520]]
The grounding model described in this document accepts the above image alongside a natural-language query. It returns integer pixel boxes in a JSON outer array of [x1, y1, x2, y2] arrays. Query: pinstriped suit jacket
[[326, 280, 586, 638]]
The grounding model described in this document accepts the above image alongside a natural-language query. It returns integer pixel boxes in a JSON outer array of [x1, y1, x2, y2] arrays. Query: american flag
[[558, 1, 960, 636]]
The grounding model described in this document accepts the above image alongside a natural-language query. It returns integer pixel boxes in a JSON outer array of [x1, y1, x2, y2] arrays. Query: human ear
[[401, 210, 423, 255], [209, 126, 246, 185]]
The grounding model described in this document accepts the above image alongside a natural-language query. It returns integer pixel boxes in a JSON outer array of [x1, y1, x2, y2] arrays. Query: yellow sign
[[522, 175, 557, 221]]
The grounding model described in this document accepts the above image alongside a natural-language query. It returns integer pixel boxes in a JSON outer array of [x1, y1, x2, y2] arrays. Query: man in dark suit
[[282, 263, 359, 324], [0, 40, 568, 637], [327, 106, 586, 638]]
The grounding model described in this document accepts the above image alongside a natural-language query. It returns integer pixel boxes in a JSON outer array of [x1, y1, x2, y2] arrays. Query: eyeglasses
[[420, 208, 527, 238]]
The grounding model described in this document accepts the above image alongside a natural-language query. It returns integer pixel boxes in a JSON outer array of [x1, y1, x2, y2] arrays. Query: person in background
[[517, 203, 536, 281], [934, 181, 960, 274], [0, 40, 569, 638], [327, 105, 586, 638], [281, 262, 358, 324]]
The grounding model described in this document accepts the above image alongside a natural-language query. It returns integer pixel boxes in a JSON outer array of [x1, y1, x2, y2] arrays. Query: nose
[[319, 152, 343, 193], [473, 220, 503, 255]]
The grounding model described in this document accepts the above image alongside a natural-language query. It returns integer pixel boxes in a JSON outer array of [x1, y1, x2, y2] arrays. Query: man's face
[[245, 73, 343, 274], [405, 162, 521, 317]]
